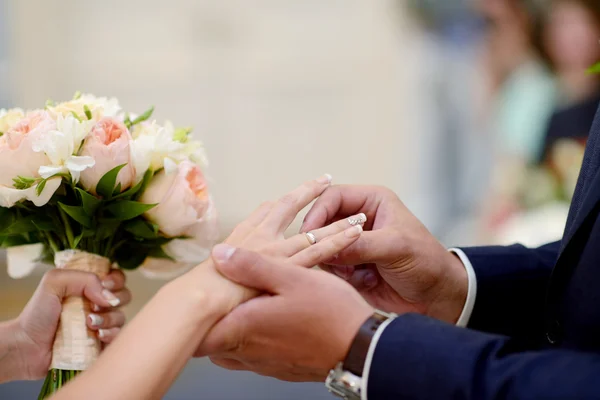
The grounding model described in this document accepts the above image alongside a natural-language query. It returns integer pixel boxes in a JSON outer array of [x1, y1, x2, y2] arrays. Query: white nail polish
[[101, 280, 115, 290], [348, 213, 367, 226], [317, 174, 333, 185], [92, 304, 101, 312], [102, 289, 121, 307], [345, 224, 363, 238], [98, 329, 107, 339], [88, 314, 104, 327]]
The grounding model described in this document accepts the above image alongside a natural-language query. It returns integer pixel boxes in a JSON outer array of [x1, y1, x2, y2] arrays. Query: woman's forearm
[[0, 320, 27, 383], [53, 260, 245, 400]]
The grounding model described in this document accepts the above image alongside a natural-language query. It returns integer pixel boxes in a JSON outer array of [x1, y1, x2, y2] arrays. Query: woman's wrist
[[0, 319, 29, 383], [167, 259, 250, 327]]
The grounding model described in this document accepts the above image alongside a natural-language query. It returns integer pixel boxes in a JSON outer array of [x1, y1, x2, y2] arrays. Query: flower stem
[[58, 208, 75, 249]]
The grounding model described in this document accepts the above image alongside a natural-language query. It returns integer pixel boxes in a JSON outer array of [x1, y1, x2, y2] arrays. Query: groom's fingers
[[279, 213, 366, 256], [260, 174, 332, 234], [300, 185, 382, 233]]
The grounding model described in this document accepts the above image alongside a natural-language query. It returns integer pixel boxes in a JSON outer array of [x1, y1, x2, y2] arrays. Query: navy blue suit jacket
[[368, 111, 600, 399]]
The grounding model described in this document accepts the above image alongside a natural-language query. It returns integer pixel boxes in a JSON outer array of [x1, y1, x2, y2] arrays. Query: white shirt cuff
[[361, 314, 396, 400], [448, 248, 477, 328], [360, 249, 476, 400]]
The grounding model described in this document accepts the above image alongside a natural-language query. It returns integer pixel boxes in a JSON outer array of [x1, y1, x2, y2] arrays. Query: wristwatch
[[325, 310, 395, 399]]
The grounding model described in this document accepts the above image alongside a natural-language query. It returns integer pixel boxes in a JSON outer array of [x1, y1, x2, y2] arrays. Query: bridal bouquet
[[0, 93, 218, 398]]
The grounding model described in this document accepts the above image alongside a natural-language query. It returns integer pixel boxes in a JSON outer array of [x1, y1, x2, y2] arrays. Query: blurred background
[[2, 0, 600, 398]]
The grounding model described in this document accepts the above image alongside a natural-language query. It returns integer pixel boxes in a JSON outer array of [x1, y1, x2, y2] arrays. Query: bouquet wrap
[[50, 250, 111, 371]]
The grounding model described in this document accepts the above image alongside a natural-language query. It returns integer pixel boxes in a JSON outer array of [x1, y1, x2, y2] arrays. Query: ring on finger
[[305, 232, 317, 245], [347, 213, 367, 226]]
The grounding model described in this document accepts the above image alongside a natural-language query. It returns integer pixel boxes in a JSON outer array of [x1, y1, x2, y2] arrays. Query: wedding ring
[[348, 213, 367, 226], [305, 232, 317, 245]]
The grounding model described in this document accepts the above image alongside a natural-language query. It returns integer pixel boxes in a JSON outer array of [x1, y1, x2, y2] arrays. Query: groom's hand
[[301, 185, 467, 323], [196, 246, 373, 382]]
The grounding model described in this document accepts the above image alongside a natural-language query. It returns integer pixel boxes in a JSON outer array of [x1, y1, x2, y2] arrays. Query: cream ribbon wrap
[[50, 250, 111, 371]]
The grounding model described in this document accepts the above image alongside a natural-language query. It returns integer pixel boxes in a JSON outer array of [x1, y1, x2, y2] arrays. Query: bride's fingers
[[291, 224, 363, 267], [226, 201, 274, 244], [279, 213, 367, 257], [259, 174, 333, 234], [97, 327, 121, 344]]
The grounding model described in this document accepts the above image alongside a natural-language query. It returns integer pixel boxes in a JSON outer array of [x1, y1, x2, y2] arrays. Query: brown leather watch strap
[[343, 312, 390, 376]]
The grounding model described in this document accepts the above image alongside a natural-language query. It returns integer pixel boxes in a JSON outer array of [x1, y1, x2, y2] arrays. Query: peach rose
[[79, 117, 135, 195], [0, 111, 61, 207], [139, 160, 210, 237], [139, 199, 218, 279]]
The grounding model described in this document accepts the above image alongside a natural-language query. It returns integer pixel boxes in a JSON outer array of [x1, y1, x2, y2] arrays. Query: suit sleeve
[[461, 241, 559, 343], [367, 313, 600, 400]]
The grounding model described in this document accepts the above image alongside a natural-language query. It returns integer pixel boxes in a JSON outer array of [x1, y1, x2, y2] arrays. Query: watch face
[[325, 366, 362, 400]]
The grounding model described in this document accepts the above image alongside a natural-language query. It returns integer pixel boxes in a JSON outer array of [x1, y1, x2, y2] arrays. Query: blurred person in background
[[488, 0, 600, 247], [539, 0, 600, 160], [475, 0, 558, 243]]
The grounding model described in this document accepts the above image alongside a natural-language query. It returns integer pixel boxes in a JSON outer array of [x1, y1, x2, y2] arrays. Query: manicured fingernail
[[102, 290, 120, 307], [92, 304, 101, 312], [345, 224, 363, 238], [101, 279, 115, 290], [88, 314, 104, 327], [364, 272, 378, 288], [212, 244, 236, 263], [317, 173, 333, 185], [348, 213, 367, 226], [98, 329, 108, 339]]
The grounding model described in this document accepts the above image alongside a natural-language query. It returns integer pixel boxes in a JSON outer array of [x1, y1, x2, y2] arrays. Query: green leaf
[[58, 203, 92, 228], [123, 219, 159, 239], [96, 164, 126, 199], [131, 106, 154, 126], [0, 131, 3, 137], [12, 176, 37, 190], [3, 217, 38, 235], [132, 169, 154, 201], [173, 127, 192, 143], [148, 246, 175, 261], [45, 99, 55, 108], [587, 62, 600, 74], [31, 216, 56, 232], [83, 104, 92, 120], [35, 178, 48, 196], [123, 113, 132, 129], [70, 111, 82, 122], [0, 207, 13, 232], [73, 91, 82, 100], [96, 219, 121, 241], [75, 187, 102, 216], [115, 246, 150, 270], [73, 230, 84, 248], [104, 201, 156, 221], [0, 235, 33, 247], [113, 182, 122, 195]]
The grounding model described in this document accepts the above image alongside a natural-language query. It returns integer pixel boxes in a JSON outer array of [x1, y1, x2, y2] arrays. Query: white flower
[[6, 243, 48, 279], [32, 114, 96, 182], [0, 177, 62, 208], [0, 108, 25, 133], [47, 93, 121, 122], [131, 120, 208, 182]]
